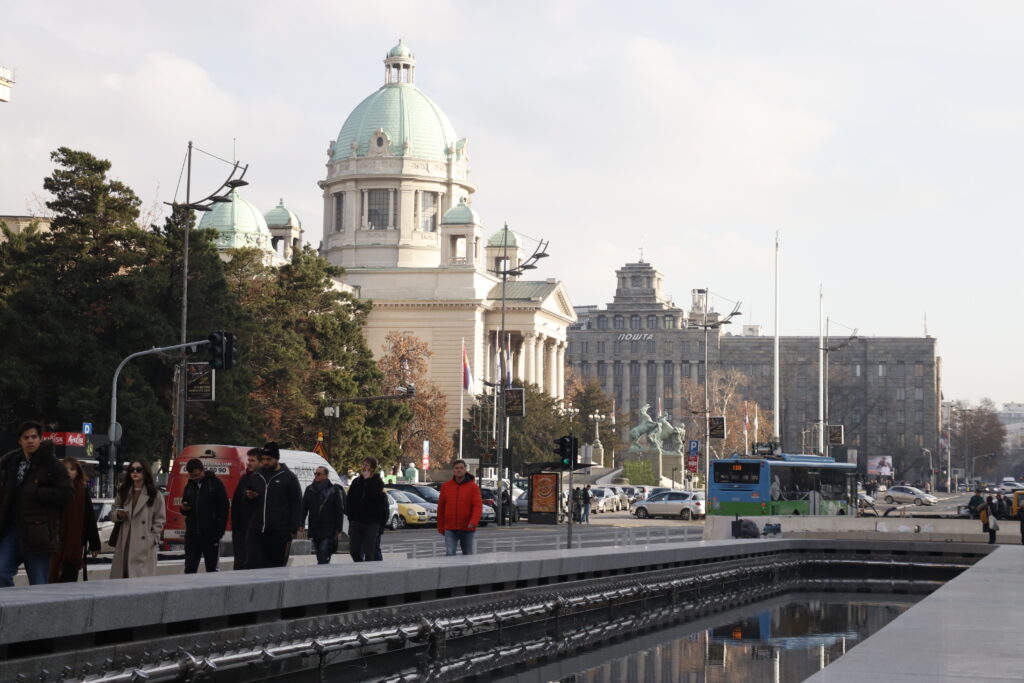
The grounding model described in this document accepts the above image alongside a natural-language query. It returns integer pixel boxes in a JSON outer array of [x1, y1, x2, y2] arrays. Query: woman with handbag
[[48, 457, 101, 582], [109, 459, 165, 578], [980, 495, 999, 545]]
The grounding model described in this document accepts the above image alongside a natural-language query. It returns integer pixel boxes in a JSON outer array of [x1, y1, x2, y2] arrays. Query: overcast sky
[[2, 1, 1021, 407]]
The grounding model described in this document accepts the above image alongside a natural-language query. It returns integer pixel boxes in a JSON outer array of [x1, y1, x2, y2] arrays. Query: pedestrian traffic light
[[554, 435, 572, 468], [208, 331, 235, 370]]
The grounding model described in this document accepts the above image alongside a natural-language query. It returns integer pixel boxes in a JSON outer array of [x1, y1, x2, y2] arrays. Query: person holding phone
[[109, 459, 165, 578]]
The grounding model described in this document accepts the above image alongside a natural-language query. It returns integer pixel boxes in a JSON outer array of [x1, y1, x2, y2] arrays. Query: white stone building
[[319, 41, 576, 433]]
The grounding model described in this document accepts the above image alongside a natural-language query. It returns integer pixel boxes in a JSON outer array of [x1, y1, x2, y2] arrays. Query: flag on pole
[[753, 404, 759, 440], [503, 334, 512, 387], [462, 340, 473, 392]]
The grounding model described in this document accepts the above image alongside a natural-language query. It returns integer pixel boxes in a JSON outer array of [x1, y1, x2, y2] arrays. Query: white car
[[588, 488, 617, 513], [883, 485, 938, 506], [631, 490, 705, 520], [998, 482, 1024, 495]]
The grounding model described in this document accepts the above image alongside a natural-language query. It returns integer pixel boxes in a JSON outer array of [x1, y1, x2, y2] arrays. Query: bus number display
[[714, 462, 760, 484]]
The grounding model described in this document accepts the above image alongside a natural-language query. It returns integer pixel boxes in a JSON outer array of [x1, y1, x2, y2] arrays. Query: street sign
[[82, 422, 92, 435], [708, 416, 726, 439], [686, 453, 699, 472], [828, 424, 845, 445], [688, 440, 699, 454]]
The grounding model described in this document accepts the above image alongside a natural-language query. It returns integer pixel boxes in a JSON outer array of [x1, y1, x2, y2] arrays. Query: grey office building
[[566, 262, 942, 479]]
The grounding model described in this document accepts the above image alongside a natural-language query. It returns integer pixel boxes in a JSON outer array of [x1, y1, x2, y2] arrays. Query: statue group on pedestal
[[627, 404, 686, 455]]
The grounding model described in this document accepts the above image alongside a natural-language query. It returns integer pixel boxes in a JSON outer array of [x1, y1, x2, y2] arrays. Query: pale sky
[[2, 1, 1021, 407]]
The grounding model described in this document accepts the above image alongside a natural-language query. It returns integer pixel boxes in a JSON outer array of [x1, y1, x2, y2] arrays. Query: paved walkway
[[807, 544, 1024, 682]]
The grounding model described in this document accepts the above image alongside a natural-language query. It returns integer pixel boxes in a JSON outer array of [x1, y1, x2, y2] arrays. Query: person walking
[[980, 495, 999, 545], [346, 457, 388, 562], [49, 457, 101, 582], [582, 485, 592, 524], [967, 489, 984, 519], [302, 466, 345, 564], [231, 450, 259, 569], [437, 459, 482, 556], [180, 458, 229, 574], [243, 443, 302, 569], [0, 421, 74, 587], [110, 459, 166, 579]]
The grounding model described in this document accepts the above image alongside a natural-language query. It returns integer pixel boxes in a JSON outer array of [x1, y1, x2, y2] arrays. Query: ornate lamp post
[[165, 142, 249, 461], [588, 412, 606, 467]]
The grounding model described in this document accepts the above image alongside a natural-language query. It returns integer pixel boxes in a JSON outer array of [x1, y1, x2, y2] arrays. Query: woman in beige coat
[[109, 459, 165, 579]]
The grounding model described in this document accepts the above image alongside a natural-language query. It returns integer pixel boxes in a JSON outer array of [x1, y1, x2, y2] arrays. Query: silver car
[[883, 485, 938, 506], [588, 488, 617, 513], [604, 486, 630, 510]]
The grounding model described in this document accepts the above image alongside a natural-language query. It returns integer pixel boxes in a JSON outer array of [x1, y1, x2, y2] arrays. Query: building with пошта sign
[[566, 260, 941, 481]]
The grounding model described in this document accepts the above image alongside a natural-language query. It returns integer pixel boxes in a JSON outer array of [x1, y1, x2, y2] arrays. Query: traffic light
[[208, 331, 235, 370], [554, 435, 572, 468], [96, 444, 110, 471], [569, 435, 581, 469]]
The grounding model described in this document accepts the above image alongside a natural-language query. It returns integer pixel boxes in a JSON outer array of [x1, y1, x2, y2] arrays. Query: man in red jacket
[[437, 459, 482, 556]]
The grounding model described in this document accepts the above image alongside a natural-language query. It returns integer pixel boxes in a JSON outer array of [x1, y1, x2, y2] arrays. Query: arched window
[[630, 315, 640, 329], [614, 316, 624, 330]]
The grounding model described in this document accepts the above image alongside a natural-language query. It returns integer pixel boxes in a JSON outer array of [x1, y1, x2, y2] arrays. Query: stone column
[[622, 361, 631, 420], [535, 334, 546, 391], [638, 361, 648, 412], [547, 340, 559, 400], [523, 332, 537, 387], [361, 189, 368, 227], [656, 361, 664, 414], [514, 336, 525, 383], [556, 341, 566, 402], [387, 189, 395, 229]]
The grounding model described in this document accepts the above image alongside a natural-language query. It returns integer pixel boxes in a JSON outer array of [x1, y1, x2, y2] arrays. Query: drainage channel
[[11, 547, 976, 683]]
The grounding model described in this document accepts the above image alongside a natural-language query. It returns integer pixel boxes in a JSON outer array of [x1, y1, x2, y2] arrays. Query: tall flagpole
[[818, 285, 825, 456], [772, 231, 781, 444]]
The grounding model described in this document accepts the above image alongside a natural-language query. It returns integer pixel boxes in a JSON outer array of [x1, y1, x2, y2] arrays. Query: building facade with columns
[[567, 260, 942, 480], [319, 42, 575, 434]]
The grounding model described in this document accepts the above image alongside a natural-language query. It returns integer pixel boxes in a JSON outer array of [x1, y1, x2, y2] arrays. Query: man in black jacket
[[0, 421, 74, 587], [180, 459, 229, 574], [231, 450, 258, 569], [243, 442, 301, 569], [345, 456, 388, 562], [302, 466, 345, 564]]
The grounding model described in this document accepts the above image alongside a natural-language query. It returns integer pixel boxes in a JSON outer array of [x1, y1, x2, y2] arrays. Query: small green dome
[[264, 198, 302, 229], [441, 199, 479, 225], [388, 40, 413, 58], [198, 189, 274, 252], [487, 226, 519, 248]]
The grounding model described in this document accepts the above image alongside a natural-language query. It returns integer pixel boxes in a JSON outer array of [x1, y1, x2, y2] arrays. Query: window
[[855, 364, 861, 377], [367, 189, 391, 229], [915, 434, 924, 447], [664, 316, 675, 330], [697, 340, 705, 353], [894, 361, 905, 377], [581, 363, 591, 378], [646, 340, 655, 353], [680, 341, 689, 354], [896, 409, 905, 424], [897, 434, 906, 448], [580, 341, 588, 354], [664, 361, 674, 380], [915, 388, 924, 401], [596, 341, 605, 354], [630, 361, 640, 384], [915, 362, 924, 377], [630, 340, 639, 353], [663, 341, 674, 353], [682, 362, 691, 378], [419, 191, 438, 231], [647, 315, 658, 329], [915, 408, 923, 424], [598, 317, 608, 330], [878, 362, 887, 377], [697, 362, 705, 380], [630, 315, 640, 329], [597, 362, 606, 378], [614, 341, 623, 353], [614, 316, 624, 330], [333, 193, 344, 232], [613, 362, 623, 378], [896, 387, 906, 401]]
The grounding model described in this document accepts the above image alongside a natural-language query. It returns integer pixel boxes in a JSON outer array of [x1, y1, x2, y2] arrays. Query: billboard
[[867, 455, 894, 477]]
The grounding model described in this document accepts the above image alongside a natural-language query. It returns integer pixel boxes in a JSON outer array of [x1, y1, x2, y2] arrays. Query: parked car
[[998, 482, 1024, 495], [387, 488, 437, 525], [92, 498, 116, 552], [883, 485, 938, 506], [631, 490, 705, 520], [480, 503, 496, 525], [389, 482, 441, 504], [479, 486, 517, 523], [385, 490, 429, 527], [632, 486, 652, 501], [588, 487, 617, 513]]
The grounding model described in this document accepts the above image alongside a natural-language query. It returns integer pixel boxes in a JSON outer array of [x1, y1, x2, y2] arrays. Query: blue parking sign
[[82, 422, 93, 435], [688, 439, 699, 454]]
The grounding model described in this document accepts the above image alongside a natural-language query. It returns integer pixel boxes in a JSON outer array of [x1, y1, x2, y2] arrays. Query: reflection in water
[[542, 595, 913, 683]]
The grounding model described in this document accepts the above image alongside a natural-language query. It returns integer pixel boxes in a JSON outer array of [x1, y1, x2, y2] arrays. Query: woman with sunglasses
[[109, 459, 165, 579], [48, 457, 101, 582]]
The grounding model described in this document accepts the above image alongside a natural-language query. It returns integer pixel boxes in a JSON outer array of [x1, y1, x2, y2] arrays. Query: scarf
[[49, 478, 87, 581]]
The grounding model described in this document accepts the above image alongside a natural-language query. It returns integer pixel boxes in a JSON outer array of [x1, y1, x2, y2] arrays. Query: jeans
[[0, 524, 51, 587], [313, 537, 336, 564], [184, 534, 220, 573], [348, 522, 382, 562], [582, 504, 590, 523], [444, 529, 475, 556]]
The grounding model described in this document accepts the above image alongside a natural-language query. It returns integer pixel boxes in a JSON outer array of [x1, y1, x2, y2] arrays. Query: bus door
[[807, 469, 821, 514]]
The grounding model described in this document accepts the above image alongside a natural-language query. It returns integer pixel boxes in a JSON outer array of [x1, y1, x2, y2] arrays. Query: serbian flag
[[462, 340, 474, 392]]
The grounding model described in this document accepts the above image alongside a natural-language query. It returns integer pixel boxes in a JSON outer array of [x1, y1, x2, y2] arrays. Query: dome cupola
[[198, 189, 274, 253]]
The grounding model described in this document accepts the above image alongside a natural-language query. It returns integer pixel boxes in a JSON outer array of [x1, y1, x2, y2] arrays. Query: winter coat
[[437, 473, 482, 533], [245, 465, 302, 534], [231, 470, 256, 533], [0, 441, 74, 554], [181, 471, 229, 540], [109, 487, 166, 579], [302, 480, 345, 539], [49, 481, 101, 582], [346, 474, 389, 526]]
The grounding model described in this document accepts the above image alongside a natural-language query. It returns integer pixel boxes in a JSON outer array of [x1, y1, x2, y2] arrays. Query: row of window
[[592, 314, 683, 330], [569, 340, 707, 354], [332, 190, 440, 232]]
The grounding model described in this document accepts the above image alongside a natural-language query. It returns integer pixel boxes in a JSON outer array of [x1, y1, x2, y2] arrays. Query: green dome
[[388, 40, 413, 58], [441, 199, 479, 225], [487, 226, 519, 248], [333, 82, 459, 163], [198, 189, 274, 252], [264, 198, 302, 229]]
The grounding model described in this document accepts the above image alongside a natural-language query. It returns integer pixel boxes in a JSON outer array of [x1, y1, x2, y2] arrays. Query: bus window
[[772, 467, 812, 500], [714, 462, 760, 484], [819, 468, 848, 500]]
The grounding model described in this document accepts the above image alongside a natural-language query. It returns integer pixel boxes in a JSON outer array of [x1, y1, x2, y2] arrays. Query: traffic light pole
[[109, 338, 210, 497], [566, 462, 574, 549]]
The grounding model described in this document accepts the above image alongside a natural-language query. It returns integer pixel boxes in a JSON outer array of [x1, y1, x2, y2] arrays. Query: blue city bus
[[708, 453, 857, 516]]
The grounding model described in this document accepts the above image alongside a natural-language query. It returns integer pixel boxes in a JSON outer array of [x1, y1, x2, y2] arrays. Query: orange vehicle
[[163, 445, 251, 545]]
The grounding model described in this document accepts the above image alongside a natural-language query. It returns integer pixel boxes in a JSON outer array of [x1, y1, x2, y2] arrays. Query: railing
[[400, 526, 703, 559]]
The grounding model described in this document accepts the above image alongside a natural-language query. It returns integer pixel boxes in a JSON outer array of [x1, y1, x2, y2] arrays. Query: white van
[[279, 449, 347, 536]]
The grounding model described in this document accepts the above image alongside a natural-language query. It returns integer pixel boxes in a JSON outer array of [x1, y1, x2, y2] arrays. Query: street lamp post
[[588, 412, 605, 467], [691, 288, 741, 495], [492, 225, 548, 527], [821, 317, 858, 457], [166, 142, 248, 462]]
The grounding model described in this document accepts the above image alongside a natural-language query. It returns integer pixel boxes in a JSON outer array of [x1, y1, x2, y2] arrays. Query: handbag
[[108, 520, 123, 547]]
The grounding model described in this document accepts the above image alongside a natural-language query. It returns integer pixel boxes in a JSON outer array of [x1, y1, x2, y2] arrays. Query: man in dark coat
[[180, 458, 229, 574], [345, 456, 388, 562], [231, 450, 258, 569], [0, 421, 74, 586], [243, 442, 302, 569], [301, 465, 345, 564]]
